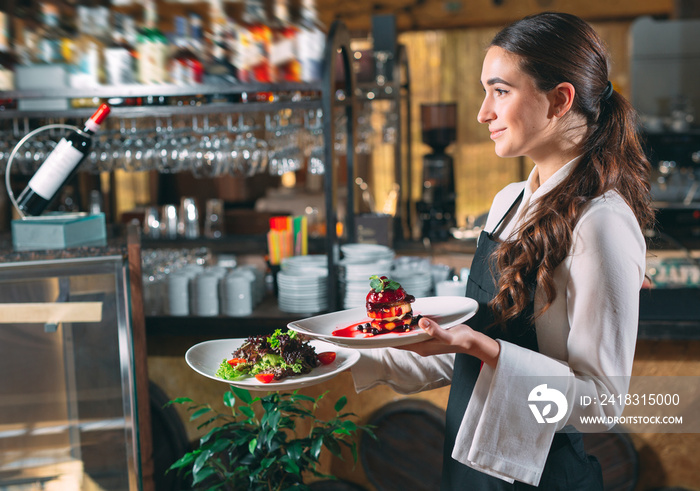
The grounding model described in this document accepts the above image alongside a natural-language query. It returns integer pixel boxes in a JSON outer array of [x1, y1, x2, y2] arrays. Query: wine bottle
[[239, 0, 272, 84], [136, 0, 169, 84], [270, 0, 301, 83], [169, 15, 204, 86], [17, 104, 111, 217], [295, 0, 325, 83]]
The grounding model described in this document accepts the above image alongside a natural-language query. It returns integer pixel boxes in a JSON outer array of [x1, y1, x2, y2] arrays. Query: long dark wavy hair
[[488, 12, 655, 327]]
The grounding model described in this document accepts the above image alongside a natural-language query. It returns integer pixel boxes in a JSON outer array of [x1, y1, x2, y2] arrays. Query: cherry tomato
[[227, 357, 246, 367], [317, 352, 337, 365], [255, 373, 275, 384]]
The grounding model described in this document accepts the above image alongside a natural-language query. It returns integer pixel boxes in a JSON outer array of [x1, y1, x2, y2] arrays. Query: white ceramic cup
[[221, 272, 253, 317], [234, 266, 261, 305], [192, 272, 220, 316], [167, 273, 190, 316]]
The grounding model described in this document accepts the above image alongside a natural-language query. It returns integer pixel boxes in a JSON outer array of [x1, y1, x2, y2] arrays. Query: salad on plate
[[215, 329, 336, 384]]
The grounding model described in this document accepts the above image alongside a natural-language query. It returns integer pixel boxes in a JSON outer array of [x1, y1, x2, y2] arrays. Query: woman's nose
[[477, 97, 493, 124]]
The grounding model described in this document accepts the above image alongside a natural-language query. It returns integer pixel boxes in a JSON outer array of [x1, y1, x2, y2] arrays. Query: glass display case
[[0, 254, 144, 490]]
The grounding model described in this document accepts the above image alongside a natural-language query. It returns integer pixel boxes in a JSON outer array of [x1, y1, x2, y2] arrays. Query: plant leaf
[[167, 451, 196, 471], [164, 397, 193, 407], [200, 423, 229, 447], [232, 386, 253, 404], [248, 438, 257, 454], [223, 391, 236, 408], [334, 396, 347, 412], [310, 438, 323, 461], [290, 393, 316, 403], [267, 409, 281, 431], [342, 420, 357, 432], [192, 465, 217, 485], [192, 449, 212, 476], [323, 436, 342, 458], [261, 399, 277, 414], [190, 407, 212, 422], [208, 438, 231, 454], [239, 406, 255, 419], [287, 440, 303, 462], [196, 416, 219, 430], [284, 459, 301, 475]]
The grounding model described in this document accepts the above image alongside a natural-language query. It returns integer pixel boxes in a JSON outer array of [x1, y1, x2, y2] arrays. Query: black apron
[[440, 191, 603, 490]]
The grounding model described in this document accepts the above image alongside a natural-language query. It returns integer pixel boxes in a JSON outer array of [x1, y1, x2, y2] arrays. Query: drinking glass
[[178, 197, 200, 238], [143, 206, 161, 238], [232, 132, 268, 177], [160, 204, 179, 239], [204, 198, 225, 239]]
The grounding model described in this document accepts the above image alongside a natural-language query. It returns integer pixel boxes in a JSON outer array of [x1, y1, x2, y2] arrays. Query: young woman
[[351, 12, 654, 489]]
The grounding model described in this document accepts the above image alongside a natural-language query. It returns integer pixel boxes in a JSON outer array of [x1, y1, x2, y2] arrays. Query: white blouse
[[350, 158, 647, 486]]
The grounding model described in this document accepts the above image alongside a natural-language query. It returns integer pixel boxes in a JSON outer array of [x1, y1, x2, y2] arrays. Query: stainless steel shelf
[[0, 99, 324, 120], [0, 82, 325, 119], [0, 81, 323, 100]]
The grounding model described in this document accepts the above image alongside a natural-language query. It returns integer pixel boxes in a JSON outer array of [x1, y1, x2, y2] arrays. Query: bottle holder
[[5, 124, 107, 251]]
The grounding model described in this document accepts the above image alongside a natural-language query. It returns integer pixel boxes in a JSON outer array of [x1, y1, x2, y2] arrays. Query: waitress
[[350, 11, 653, 490]]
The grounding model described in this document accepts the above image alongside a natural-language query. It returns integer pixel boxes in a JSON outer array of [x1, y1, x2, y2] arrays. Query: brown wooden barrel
[[360, 399, 446, 491], [582, 427, 639, 491]]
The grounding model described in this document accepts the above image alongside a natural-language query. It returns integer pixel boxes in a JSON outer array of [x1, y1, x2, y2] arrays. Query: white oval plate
[[185, 339, 359, 390], [288, 296, 478, 349]]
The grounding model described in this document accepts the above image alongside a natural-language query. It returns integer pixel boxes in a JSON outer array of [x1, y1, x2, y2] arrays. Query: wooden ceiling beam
[[318, 0, 673, 32]]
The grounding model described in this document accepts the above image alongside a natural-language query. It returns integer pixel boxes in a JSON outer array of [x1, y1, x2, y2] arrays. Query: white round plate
[[288, 296, 478, 349], [185, 339, 359, 390]]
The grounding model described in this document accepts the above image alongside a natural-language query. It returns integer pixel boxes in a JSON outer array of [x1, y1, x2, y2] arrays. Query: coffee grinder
[[417, 103, 457, 242]]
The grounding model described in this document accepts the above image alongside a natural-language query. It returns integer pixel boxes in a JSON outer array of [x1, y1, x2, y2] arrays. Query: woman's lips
[[490, 128, 505, 139]]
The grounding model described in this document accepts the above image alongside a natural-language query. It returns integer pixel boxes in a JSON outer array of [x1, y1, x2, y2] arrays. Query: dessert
[[363, 275, 417, 334]]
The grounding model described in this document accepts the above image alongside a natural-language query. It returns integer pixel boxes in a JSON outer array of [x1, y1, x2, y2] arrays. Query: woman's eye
[[495, 88, 509, 96]]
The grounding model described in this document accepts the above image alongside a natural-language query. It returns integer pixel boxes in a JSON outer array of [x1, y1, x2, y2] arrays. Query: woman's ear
[[549, 82, 576, 119]]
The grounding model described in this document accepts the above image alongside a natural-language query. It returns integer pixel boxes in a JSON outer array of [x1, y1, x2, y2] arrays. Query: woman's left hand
[[398, 316, 501, 368]]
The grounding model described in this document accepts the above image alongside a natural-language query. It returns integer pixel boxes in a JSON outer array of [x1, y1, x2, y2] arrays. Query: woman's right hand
[[397, 316, 501, 368]]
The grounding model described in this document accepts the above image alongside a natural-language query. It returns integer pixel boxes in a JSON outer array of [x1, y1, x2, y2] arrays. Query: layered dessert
[[362, 275, 417, 334]]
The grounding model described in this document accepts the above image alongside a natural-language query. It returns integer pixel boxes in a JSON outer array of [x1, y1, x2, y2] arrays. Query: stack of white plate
[[277, 267, 328, 313], [340, 243, 395, 263], [338, 243, 395, 308], [281, 254, 328, 273], [391, 269, 434, 298]]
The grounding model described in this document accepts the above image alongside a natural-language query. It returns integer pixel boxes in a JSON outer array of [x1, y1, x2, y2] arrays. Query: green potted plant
[[166, 386, 373, 490]]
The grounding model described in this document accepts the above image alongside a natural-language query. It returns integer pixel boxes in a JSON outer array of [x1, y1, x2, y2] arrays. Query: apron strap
[[488, 189, 525, 239]]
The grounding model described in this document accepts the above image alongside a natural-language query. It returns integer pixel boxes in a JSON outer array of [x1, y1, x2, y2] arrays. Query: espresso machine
[[416, 103, 457, 242], [643, 128, 700, 243]]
